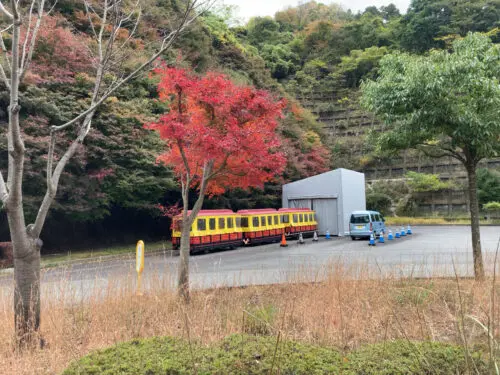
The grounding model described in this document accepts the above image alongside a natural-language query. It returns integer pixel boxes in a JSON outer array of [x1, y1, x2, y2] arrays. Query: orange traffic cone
[[280, 233, 288, 247]]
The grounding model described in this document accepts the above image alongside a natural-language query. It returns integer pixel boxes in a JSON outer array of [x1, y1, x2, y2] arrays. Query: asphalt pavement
[[0, 226, 499, 304]]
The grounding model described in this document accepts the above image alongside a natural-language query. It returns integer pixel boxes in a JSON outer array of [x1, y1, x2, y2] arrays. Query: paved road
[[0, 226, 499, 303]]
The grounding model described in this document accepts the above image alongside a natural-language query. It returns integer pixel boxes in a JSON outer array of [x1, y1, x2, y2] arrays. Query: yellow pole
[[136, 240, 145, 296]]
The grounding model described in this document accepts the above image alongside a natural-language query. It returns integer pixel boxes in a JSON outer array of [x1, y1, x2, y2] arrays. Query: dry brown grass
[[0, 262, 498, 375]]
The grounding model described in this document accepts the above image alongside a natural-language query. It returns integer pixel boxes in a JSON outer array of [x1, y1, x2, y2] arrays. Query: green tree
[[398, 0, 500, 53], [333, 46, 389, 87], [405, 172, 451, 193], [361, 33, 500, 280], [380, 3, 401, 21], [398, 0, 452, 53], [477, 168, 500, 206]]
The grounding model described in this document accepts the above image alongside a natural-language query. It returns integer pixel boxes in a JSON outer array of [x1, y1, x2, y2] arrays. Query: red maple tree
[[146, 66, 286, 298]]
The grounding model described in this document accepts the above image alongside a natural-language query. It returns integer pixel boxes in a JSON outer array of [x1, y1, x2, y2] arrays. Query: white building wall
[[339, 169, 366, 235], [282, 168, 366, 236]]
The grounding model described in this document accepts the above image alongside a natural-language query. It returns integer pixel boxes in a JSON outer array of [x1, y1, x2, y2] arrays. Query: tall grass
[[0, 258, 499, 375]]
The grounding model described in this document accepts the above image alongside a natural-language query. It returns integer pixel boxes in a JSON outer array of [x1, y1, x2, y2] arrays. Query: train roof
[[278, 208, 314, 212], [174, 209, 236, 218], [237, 209, 278, 215]]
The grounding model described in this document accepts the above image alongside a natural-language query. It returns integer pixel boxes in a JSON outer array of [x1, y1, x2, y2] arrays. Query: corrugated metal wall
[[312, 198, 338, 235], [288, 198, 339, 235]]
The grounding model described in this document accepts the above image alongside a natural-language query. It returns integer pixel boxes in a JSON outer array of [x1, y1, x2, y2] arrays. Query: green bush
[[62, 334, 342, 375], [344, 340, 487, 375], [63, 335, 487, 375], [366, 192, 392, 216], [213, 334, 342, 374], [484, 201, 500, 212], [61, 336, 211, 375]]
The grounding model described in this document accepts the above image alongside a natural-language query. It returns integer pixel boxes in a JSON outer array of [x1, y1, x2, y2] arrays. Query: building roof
[[175, 209, 235, 218]]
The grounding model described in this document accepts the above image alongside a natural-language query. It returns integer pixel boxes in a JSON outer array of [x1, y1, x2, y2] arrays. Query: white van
[[349, 210, 386, 240]]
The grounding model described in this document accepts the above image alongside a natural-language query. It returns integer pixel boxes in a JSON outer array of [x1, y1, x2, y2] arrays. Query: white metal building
[[282, 168, 366, 236]]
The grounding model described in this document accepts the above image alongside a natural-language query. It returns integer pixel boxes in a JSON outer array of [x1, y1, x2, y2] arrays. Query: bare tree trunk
[[466, 162, 485, 280], [177, 161, 213, 302], [13, 239, 40, 345], [178, 223, 191, 301]]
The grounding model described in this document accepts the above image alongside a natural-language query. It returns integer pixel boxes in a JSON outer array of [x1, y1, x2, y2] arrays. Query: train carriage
[[171, 210, 243, 253], [238, 209, 285, 245], [279, 208, 318, 236]]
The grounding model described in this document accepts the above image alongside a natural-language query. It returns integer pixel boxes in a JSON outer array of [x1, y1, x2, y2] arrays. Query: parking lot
[[0, 225, 499, 303]]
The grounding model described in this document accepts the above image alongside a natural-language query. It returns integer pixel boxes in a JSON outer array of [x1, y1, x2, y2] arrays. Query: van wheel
[[351, 236, 356, 241]]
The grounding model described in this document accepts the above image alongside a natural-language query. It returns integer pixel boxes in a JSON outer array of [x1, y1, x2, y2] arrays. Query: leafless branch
[[0, 1, 13, 19], [9, 0, 19, 22], [20, 0, 37, 69], [20, 0, 46, 81], [46, 0, 58, 15], [0, 23, 13, 33], [0, 63, 10, 88], [51, 0, 208, 132], [33, 0, 215, 237]]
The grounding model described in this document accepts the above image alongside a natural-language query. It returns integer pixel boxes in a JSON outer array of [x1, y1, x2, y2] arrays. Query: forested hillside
[[0, 0, 331, 250], [0, 0, 498, 250], [233, 0, 500, 215]]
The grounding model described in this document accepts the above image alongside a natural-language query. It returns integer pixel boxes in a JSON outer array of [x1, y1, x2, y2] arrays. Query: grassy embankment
[[1, 259, 499, 375]]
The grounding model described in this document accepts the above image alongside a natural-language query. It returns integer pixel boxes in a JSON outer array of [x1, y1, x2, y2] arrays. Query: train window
[[209, 218, 216, 230], [227, 217, 234, 228], [261, 216, 266, 226], [274, 216, 279, 225], [299, 214, 303, 222], [282, 215, 289, 224], [309, 214, 313, 221], [240, 217, 248, 228], [252, 217, 259, 227], [197, 219, 206, 231], [293, 214, 298, 223], [267, 216, 272, 225], [219, 217, 225, 229]]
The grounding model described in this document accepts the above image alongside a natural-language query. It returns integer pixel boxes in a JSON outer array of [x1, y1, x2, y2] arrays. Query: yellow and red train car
[[279, 208, 317, 236], [171, 210, 243, 252], [171, 208, 318, 253], [238, 209, 285, 245]]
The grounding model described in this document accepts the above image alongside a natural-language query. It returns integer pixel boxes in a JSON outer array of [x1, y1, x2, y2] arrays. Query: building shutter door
[[312, 198, 338, 235]]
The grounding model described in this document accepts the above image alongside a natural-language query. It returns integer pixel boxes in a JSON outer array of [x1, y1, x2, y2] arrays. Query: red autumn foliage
[[23, 16, 92, 84], [156, 203, 182, 219], [146, 67, 287, 196]]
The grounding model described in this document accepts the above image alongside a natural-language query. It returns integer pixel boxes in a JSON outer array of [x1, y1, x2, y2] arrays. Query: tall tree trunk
[[176, 162, 213, 302], [13, 241, 40, 346], [7, 206, 41, 345], [178, 223, 191, 302], [465, 162, 485, 280]]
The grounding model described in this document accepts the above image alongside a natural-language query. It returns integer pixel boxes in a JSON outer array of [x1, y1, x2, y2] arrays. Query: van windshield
[[350, 214, 370, 224]]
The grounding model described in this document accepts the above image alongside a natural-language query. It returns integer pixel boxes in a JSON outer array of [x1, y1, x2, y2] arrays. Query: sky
[[223, 0, 412, 22]]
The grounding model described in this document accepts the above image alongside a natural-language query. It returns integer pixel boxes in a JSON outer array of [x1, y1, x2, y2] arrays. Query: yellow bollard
[[136, 240, 144, 296]]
